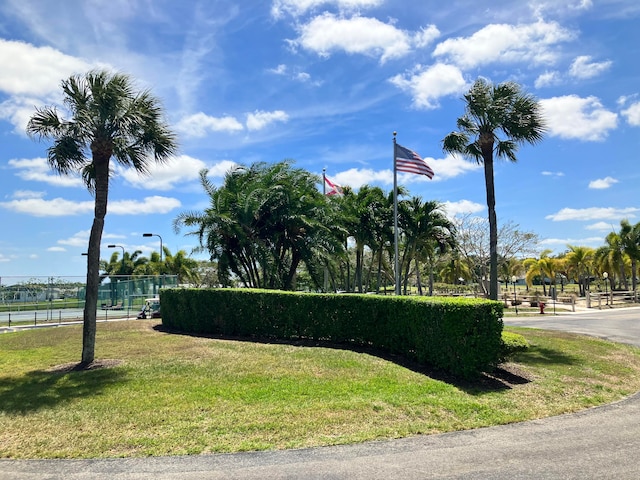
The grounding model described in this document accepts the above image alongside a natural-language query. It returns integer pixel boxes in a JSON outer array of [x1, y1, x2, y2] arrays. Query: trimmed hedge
[[160, 288, 504, 378]]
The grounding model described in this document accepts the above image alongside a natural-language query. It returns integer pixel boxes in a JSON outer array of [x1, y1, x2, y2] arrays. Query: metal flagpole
[[393, 132, 400, 295], [322, 168, 329, 292]]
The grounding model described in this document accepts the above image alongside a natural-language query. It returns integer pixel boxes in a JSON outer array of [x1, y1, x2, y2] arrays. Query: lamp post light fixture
[[511, 275, 518, 315], [143, 233, 163, 262], [107, 244, 125, 270], [603, 271, 609, 306]]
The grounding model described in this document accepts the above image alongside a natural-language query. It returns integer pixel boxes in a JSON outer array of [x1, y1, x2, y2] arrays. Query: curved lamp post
[[143, 233, 163, 262], [511, 275, 518, 315]]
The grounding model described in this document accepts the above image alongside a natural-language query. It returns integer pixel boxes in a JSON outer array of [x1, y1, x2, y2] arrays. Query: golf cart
[[137, 297, 160, 319]]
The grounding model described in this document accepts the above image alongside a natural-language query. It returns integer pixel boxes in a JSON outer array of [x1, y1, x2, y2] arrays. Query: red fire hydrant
[[539, 302, 545, 314]]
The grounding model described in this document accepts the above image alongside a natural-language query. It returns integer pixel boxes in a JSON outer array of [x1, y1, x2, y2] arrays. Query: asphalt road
[[2, 307, 640, 479]]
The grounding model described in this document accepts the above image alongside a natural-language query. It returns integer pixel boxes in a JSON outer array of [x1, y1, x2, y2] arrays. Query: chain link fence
[[0, 275, 177, 327]]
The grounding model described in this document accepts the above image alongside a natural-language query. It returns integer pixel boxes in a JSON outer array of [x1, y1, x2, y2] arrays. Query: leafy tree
[[443, 78, 545, 300], [523, 250, 554, 295], [564, 245, 595, 296], [27, 69, 178, 365], [174, 161, 345, 290], [398, 197, 455, 295]]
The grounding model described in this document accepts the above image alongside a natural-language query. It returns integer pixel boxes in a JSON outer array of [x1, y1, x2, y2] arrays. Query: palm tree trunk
[[81, 155, 110, 365], [483, 157, 499, 300]]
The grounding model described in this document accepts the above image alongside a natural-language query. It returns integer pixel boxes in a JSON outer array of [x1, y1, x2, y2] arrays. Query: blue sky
[[0, 0, 638, 279]]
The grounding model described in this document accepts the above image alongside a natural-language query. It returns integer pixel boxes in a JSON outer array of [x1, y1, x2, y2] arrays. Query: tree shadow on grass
[[0, 361, 126, 414], [154, 325, 539, 394]]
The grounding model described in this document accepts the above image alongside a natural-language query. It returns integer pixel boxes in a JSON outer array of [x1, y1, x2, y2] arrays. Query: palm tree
[[523, 250, 553, 295], [442, 79, 546, 300], [619, 219, 640, 292], [564, 245, 594, 296], [27, 69, 178, 366]]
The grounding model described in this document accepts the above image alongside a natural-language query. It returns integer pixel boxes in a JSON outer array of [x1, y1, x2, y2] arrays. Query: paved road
[[2, 307, 640, 479]]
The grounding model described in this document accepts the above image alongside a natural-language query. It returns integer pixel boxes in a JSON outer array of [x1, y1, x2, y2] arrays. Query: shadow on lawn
[[154, 325, 573, 394], [0, 362, 126, 414]]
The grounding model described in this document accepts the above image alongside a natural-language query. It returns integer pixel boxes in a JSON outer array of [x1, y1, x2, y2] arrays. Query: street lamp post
[[143, 233, 163, 262], [603, 271, 609, 306], [108, 244, 125, 308], [511, 275, 518, 315]]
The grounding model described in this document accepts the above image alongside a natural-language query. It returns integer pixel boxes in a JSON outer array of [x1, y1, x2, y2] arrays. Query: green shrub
[[160, 289, 504, 378], [501, 331, 530, 360]]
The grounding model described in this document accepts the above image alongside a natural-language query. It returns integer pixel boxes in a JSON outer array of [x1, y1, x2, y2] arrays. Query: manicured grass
[[1, 320, 640, 459]]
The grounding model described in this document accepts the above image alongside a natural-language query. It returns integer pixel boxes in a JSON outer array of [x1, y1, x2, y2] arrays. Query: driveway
[[2, 307, 640, 479]]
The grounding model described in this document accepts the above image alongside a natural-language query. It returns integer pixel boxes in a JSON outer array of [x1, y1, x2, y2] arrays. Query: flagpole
[[322, 168, 326, 195], [393, 132, 400, 296], [322, 168, 329, 292]]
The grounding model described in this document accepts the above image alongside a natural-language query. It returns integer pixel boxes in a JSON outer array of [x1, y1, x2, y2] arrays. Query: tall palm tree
[[619, 219, 640, 292], [27, 69, 178, 366], [443, 78, 546, 300]]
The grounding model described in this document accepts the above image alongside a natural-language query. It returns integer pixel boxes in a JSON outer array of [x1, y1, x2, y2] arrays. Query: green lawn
[[1, 320, 640, 459]]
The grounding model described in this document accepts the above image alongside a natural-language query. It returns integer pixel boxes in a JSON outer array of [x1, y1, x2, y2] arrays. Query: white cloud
[[433, 20, 574, 69], [621, 102, 640, 126], [588, 176, 618, 189], [271, 0, 383, 18], [413, 25, 440, 48], [546, 207, 639, 222], [175, 112, 244, 138], [207, 160, 238, 178], [585, 221, 615, 231], [0, 193, 181, 217], [8, 157, 84, 187], [0, 196, 94, 217], [47, 246, 66, 252], [118, 155, 208, 191], [246, 110, 289, 131], [426, 154, 482, 180], [535, 70, 562, 88], [0, 39, 91, 97], [332, 168, 390, 189], [442, 200, 484, 218], [108, 196, 181, 215], [389, 63, 468, 109], [539, 95, 618, 141], [539, 236, 603, 247], [569, 55, 612, 79], [57, 230, 91, 247], [541, 171, 565, 177], [292, 13, 413, 63]]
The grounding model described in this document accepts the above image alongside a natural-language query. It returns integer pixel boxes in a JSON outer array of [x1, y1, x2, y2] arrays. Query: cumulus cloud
[[0, 192, 181, 217], [546, 207, 639, 222], [117, 154, 208, 191], [175, 112, 244, 138], [389, 63, 468, 109], [541, 171, 565, 177], [535, 70, 562, 88], [108, 196, 181, 215], [426, 154, 482, 180], [8, 157, 84, 187], [585, 221, 615, 231], [292, 13, 413, 63], [433, 20, 574, 69], [332, 167, 390, 189], [539, 95, 618, 141], [0, 39, 91, 97], [569, 55, 612, 79], [246, 110, 289, 131], [442, 200, 485, 218], [57, 230, 91, 247], [588, 176, 618, 189], [621, 101, 640, 126]]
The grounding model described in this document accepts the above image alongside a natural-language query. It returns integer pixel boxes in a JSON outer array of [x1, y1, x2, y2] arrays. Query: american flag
[[395, 143, 434, 179]]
